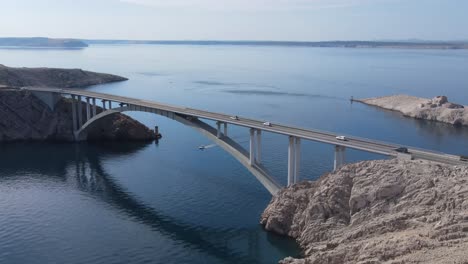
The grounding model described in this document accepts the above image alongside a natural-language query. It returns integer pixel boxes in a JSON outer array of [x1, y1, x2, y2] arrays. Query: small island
[[0, 65, 157, 142], [0, 37, 88, 48], [261, 159, 468, 264], [355, 95, 468, 126]]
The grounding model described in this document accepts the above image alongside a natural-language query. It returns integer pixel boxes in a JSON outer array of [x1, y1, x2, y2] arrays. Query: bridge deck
[[24, 87, 467, 166]]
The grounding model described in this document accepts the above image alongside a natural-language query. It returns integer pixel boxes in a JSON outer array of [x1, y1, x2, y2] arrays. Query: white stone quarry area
[[261, 159, 468, 264]]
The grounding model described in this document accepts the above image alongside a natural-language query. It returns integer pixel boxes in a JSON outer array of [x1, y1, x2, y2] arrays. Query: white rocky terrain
[[261, 159, 468, 264], [357, 95, 467, 126]]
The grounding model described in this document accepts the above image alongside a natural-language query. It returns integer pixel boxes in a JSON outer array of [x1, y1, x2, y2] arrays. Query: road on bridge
[[24, 87, 467, 167]]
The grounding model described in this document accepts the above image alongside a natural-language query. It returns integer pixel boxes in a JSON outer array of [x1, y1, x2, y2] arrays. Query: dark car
[[460, 155, 468, 162], [395, 147, 409, 153]]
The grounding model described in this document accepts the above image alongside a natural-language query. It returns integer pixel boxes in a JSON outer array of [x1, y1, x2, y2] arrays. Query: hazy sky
[[1, 0, 467, 41]]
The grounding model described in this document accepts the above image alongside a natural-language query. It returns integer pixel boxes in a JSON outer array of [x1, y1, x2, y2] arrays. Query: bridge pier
[[217, 122, 222, 138], [77, 96, 83, 127], [71, 95, 77, 132], [294, 137, 301, 184], [256, 130, 262, 163], [92, 98, 97, 117], [287, 136, 301, 186], [334, 145, 346, 171], [86, 97, 91, 121], [249, 128, 255, 165], [102, 99, 106, 110], [216, 122, 228, 138], [249, 128, 263, 165], [108, 100, 112, 109], [288, 136, 296, 186]]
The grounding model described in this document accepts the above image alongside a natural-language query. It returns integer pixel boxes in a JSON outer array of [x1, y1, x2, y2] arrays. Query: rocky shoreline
[[0, 66, 157, 142], [261, 159, 468, 264], [356, 95, 468, 126]]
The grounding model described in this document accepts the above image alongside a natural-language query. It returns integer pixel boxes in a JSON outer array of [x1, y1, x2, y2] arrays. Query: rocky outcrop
[[0, 64, 127, 88], [0, 88, 156, 141], [356, 95, 468, 126], [261, 159, 468, 264]]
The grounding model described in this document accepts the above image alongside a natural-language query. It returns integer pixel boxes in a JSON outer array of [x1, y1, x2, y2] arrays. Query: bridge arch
[[75, 105, 282, 195]]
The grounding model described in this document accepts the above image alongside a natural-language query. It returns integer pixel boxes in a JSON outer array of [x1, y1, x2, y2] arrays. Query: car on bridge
[[336, 135, 347, 141], [395, 147, 409, 154], [460, 155, 468, 162], [230, 115, 239, 120], [263, 122, 272, 127]]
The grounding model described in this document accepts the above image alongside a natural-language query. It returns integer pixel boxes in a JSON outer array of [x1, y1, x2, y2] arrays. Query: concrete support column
[[85, 97, 91, 121], [71, 95, 77, 132], [217, 122, 222, 138], [223, 123, 228, 137], [288, 136, 296, 186], [334, 145, 346, 171], [92, 98, 97, 117], [334, 146, 340, 171], [102, 100, 106, 110], [108, 100, 112, 109], [341, 147, 346, 167], [294, 138, 301, 183], [256, 130, 262, 163], [249, 128, 255, 165], [77, 96, 83, 127]]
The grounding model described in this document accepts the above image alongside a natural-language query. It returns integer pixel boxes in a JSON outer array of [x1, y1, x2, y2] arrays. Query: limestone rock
[[357, 95, 468, 126], [261, 159, 468, 263]]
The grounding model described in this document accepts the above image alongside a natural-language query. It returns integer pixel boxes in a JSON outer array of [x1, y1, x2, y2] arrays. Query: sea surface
[[1, 45, 468, 264]]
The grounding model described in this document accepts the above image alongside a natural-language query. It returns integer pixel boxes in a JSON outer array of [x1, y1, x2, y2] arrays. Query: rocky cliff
[[0, 88, 156, 141], [357, 95, 468, 126], [261, 159, 468, 264], [0, 64, 127, 88]]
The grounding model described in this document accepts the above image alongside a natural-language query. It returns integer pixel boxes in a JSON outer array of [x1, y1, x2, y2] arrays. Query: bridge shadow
[[0, 141, 298, 263]]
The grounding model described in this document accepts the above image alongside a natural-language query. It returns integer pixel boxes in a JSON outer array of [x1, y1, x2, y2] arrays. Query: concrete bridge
[[25, 87, 467, 195]]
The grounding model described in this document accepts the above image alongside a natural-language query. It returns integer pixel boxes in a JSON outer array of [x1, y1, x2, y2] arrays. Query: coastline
[[355, 95, 468, 126]]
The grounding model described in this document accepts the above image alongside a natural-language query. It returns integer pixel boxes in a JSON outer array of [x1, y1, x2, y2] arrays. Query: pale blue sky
[[0, 0, 467, 41]]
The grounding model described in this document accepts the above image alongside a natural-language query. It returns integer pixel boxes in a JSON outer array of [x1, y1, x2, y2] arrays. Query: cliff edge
[[356, 95, 468, 126], [261, 159, 468, 264]]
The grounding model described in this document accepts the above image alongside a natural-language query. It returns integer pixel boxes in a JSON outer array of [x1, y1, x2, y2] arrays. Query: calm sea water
[[1, 45, 468, 264]]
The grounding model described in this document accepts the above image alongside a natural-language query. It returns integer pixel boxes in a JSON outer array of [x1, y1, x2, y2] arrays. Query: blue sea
[[0, 44, 467, 264]]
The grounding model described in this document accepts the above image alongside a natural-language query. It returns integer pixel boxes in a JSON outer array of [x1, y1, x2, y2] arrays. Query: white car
[[263, 122, 272, 127], [230, 116, 239, 120], [336, 135, 347, 141]]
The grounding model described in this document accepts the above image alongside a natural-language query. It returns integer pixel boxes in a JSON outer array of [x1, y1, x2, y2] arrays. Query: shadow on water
[[0, 141, 300, 263]]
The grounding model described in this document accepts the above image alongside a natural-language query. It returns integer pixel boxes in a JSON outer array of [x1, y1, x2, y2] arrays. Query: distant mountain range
[[1, 37, 467, 49], [0, 37, 88, 48]]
